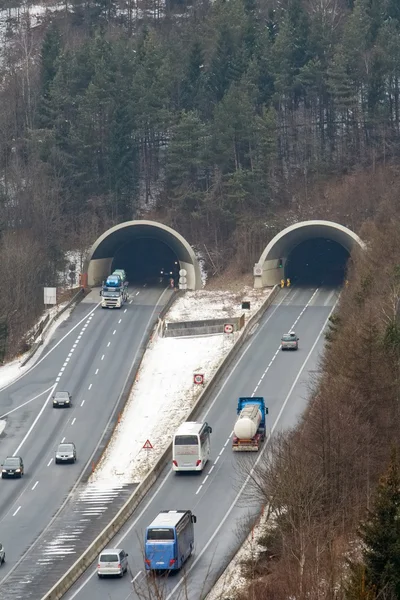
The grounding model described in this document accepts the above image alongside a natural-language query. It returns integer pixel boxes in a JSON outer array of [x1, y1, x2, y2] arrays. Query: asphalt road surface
[[0, 285, 171, 593], [64, 285, 340, 600]]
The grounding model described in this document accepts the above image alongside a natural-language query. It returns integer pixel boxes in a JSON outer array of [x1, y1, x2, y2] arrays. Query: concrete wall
[[87, 257, 113, 287], [163, 314, 246, 337]]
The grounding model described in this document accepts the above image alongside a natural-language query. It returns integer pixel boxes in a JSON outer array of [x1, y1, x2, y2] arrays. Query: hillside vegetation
[[1, 0, 400, 352]]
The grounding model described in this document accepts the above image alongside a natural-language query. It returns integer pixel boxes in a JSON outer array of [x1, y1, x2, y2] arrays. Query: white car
[[97, 548, 129, 578]]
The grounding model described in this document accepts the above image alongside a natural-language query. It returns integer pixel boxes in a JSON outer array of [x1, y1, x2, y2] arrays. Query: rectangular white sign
[[44, 287, 57, 305]]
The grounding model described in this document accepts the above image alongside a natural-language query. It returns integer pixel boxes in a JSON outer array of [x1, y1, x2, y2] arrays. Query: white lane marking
[[57, 372, 62, 377], [71, 417, 76, 425], [224, 438, 230, 447], [202, 475, 209, 484], [47, 459, 53, 467], [214, 456, 220, 464], [107, 342, 111, 347], [0, 387, 53, 419], [60, 367, 65, 373], [209, 465, 215, 474], [88, 384, 92, 391], [95, 369, 99, 375], [124, 309, 127, 313], [13, 385, 57, 455], [73, 343, 77, 348], [165, 299, 339, 600], [101, 355, 105, 361], [196, 485, 203, 495], [113, 330, 116, 335], [136, 292, 140, 296], [65, 358, 70, 363], [0, 302, 100, 393], [81, 400, 85, 407], [129, 300, 133, 304], [61, 437, 65, 443], [55, 377, 60, 382], [118, 319, 122, 324], [32, 481, 39, 491], [77, 335, 82, 340], [12, 506, 21, 517], [218, 448, 225, 456], [131, 571, 142, 583], [324, 290, 336, 306]]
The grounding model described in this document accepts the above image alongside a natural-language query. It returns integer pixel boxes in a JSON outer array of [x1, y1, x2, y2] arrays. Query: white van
[[172, 421, 212, 472], [97, 548, 128, 578]]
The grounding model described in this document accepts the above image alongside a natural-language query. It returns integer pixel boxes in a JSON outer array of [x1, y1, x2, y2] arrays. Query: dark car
[[52, 391, 72, 408], [55, 442, 76, 464], [1, 456, 24, 479]]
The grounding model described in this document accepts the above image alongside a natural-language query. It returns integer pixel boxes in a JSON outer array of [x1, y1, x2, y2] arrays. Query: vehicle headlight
[[2, 469, 6, 472], [53, 399, 57, 403], [15, 469, 20, 472], [65, 399, 70, 403]]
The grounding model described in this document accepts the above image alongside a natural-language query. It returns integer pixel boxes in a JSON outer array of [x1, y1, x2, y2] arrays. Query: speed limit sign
[[224, 323, 234, 334], [193, 374, 204, 385]]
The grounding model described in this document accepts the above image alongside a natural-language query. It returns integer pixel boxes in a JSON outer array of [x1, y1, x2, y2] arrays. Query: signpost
[[224, 323, 234, 334], [179, 269, 188, 291], [44, 287, 57, 306], [193, 374, 204, 385], [143, 439, 153, 472]]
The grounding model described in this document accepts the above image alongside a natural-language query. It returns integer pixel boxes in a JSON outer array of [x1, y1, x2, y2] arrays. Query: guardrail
[[41, 285, 279, 600], [21, 288, 87, 367]]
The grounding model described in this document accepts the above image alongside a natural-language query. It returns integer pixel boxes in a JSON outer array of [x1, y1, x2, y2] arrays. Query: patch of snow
[[90, 288, 272, 487], [0, 420, 6, 435], [167, 287, 268, 322], [193, 248, 208, 287], [206, 509, 274, 600], [0, 301, 73, 391]]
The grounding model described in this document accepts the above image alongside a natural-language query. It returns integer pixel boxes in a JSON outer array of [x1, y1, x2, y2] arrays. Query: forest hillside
[[1, 0, 400, 353]]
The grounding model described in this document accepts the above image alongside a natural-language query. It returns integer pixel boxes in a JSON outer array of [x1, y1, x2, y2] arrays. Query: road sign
[[179, 269, 187, 277], [44, 287, 57, 305], [143, 439, 153, 450], [224, 323, 234, 334], [193, 374, 204, 385]]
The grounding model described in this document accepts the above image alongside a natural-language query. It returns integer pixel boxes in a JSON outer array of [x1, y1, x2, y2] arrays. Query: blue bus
[[144, 510, 197, 572]]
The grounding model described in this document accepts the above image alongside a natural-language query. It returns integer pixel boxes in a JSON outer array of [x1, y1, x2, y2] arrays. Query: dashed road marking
[[47, 459, 53, 467], [107, 342, 111, 347], [13, 506, 21, 517], [81, 400, 85, 407], [71, 417, 76, 426], [113, 330, 116, 335], [195, 485, 203, 495], [61, 437, 65, 443], [95, 369, 99, 375], [124, 309, 127, 313], [101, 355, 105, 361], [214, 456, 220, 464], [202, 475, 209, 485], [131, 571, 142, 583], [88, 384, 92, 391], [32, 481, 39, 491], [118, 319, 122, 324]]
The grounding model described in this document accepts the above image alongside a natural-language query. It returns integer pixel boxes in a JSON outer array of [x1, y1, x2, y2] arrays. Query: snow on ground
[[167, 287, 267, 322], [0, 301, 73, 391], [206, 509, 274, 600], [90, 287, 272, 487]]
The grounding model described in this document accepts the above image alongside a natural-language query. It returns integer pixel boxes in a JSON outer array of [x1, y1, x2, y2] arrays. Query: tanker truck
[[232, 397, 268, 452]]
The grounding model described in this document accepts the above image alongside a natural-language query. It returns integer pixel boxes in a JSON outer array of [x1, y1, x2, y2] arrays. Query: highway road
[[0, 285, 171, 598], [63, 285, 340, 600]]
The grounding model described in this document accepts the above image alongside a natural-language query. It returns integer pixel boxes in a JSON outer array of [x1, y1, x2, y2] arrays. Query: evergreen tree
[[181, 41, 205, 112], [346, 450, 400, 600]]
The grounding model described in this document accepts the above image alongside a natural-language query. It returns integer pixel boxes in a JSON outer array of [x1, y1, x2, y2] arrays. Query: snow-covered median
[[90, 287, 272, 487]]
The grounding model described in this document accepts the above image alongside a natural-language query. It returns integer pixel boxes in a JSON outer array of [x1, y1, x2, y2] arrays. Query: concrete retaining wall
[[41, 285, 279, 600], [163, 314, 245, 337]]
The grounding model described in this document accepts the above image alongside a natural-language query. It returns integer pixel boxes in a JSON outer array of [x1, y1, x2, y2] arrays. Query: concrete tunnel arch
[[85, 220, 203, 290], [254, 220, 365, 288]]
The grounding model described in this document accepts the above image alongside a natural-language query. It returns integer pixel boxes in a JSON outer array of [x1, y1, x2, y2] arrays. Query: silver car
[[55, 442, 76, 464], [97, 548, 129, 578], [0, 543, 5, 565], [281, 332, 299, 350]]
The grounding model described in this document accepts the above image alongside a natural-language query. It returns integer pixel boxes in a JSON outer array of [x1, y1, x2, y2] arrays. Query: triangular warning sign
[[143, 439, 153, 449]]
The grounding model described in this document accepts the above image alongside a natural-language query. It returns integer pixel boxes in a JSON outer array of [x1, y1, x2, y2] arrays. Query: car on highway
[[52, 391, 72, 408], [1, 456, 24, 478], [281, 331, 299, 350], [0, 543, 5, 565], [97, 548, 129, 578], [55, 442, 76, 464]]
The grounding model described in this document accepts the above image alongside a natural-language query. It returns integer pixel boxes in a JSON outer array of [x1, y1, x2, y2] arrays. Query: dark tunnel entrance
[[111, 238, 180, 284], [285, 238, 350, 286]]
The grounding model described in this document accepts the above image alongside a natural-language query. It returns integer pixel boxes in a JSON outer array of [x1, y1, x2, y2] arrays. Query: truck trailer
[[232, 397, 268, 451], [100, 271, 128, 309]]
